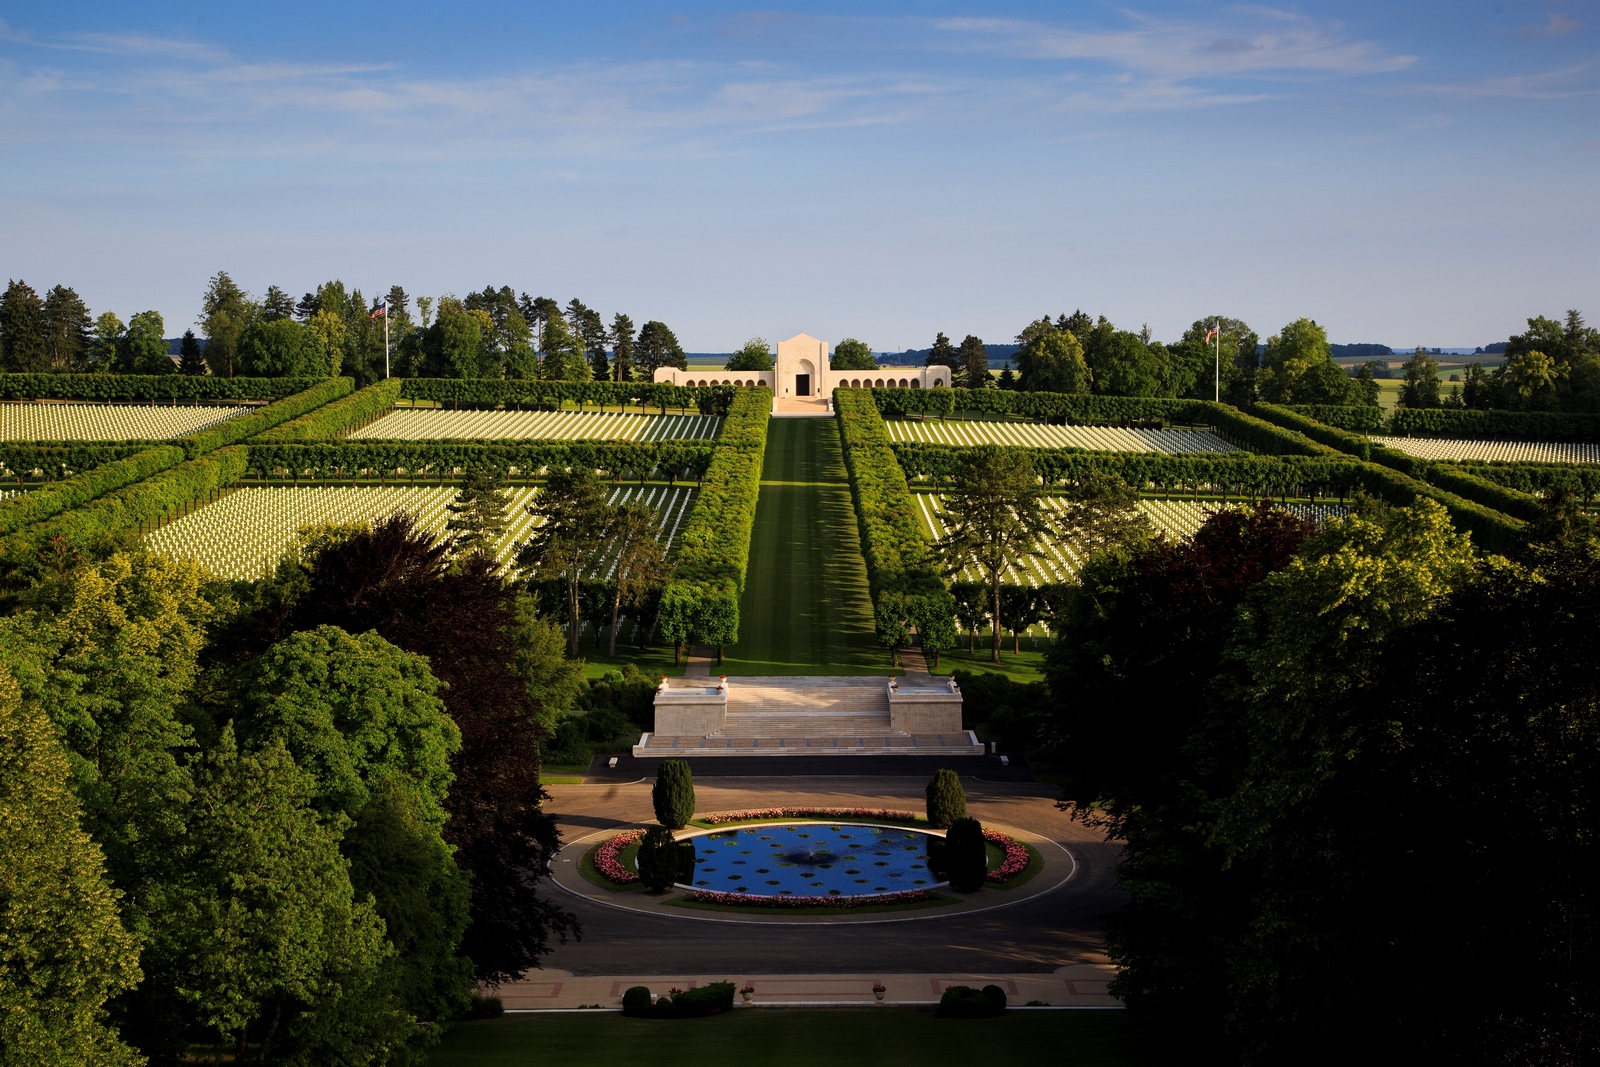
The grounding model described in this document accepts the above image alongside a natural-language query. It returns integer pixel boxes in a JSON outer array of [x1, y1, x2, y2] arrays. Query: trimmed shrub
[[177, 376, 354, 457], [0, 373, 325, 401], [0, 446, 184, 538], [926, 768, 967, 829], [936, 985, 1005, 1018], [665, 982, 735, 1017], [622, 986, 653, 1016], [652, 759, 695, 828], [835, 389, 957, 654], [658, 389, 769, 646], [636, 826, 680, 891], [944, 817, 987, 893], [253, 378, 402, 441], [243, 440, 715, 483], [399, 378, 740, 415], [1389, 407, 1600, 442], [1284, 404, 1386, 432]]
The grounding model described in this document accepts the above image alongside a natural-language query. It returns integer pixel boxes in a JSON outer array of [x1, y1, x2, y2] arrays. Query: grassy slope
[[433, 1011, 1178, 1067], [723, 418, 886, 675]]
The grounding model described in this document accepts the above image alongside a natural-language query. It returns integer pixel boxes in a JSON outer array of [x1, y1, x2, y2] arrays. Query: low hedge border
[[0, 445, 185, 538], [1448, 460, 1600, 503], [253, 378, 402, 441], [657, 389, 770, 647], [1283, 404, 1386, 433], [241, 441, 716, 482], [0, 373, 327, 402], [176, 377, 354, 457], [836, 390, 958, 655], [1389, 407, 1600, 442], [0, 443, 160, 477], [869, 387, 1195, 423], [399, 378, 741, 415]]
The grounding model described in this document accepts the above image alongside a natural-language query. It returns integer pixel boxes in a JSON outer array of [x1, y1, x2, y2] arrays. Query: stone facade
[[652, 333, 953, 396]]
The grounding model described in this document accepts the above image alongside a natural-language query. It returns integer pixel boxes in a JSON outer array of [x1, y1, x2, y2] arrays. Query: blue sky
[[1, 1, 1595, 351]]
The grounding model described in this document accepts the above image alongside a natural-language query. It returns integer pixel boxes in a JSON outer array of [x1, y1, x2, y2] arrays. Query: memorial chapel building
[[651, 333, 952, 400]]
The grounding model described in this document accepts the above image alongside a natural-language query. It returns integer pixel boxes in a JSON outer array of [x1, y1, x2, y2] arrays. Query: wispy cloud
[[1514, 12, 1580, 39], [1406, 63, 1598, 100]]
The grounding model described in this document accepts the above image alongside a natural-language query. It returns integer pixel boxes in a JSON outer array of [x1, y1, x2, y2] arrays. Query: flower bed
[[698, 807, 920, 825], [984, 829, 1029, 883], [684, 889, 934, 909], [594, 830, 644, 885]]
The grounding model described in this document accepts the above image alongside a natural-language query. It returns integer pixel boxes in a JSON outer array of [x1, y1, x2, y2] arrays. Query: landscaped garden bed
[[582, 830, 645, 889], [692, 807, 925, 827]]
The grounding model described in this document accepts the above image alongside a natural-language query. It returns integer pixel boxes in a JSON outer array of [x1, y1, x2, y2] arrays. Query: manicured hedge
[[254, 378, 402, 441], [869, 387, 1195, 423], [657, 390, 771, 647], [836, 389, 957, 653], [176, 377, 354, 457], [242, 440, 715, 482], [0, 443, 150, 477], [1451, 461, 1600, 503], [0, 446, 185, 537], [1284, 404, 1386, 432], [1389, 407, 1600, 442], [1424, 465, 1544, 522], [398, 378, 742, 415], [0, 373, 326, 401], [1, 446, 249, 586]]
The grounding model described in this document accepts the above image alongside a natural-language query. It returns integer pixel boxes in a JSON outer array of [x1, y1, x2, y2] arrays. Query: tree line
[[0, 274, 691, 388]]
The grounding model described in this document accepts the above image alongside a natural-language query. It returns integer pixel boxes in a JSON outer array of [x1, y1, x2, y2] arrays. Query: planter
[[874, 990, 886, 1003]]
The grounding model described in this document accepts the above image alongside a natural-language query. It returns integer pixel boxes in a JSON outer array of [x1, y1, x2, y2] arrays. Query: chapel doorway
[[796, 373, 811, 396]]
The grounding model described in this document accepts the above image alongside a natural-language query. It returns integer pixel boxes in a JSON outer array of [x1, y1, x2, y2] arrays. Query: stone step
[[634, 731, 984, 756]]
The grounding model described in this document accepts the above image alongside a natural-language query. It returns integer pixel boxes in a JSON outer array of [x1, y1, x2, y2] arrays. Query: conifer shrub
[[652, 759, 695, 828], [622, 986, 653, 1015], [636, 826, 680, 891], [926, 768, 967, 828], [944, 817, 988, 893]]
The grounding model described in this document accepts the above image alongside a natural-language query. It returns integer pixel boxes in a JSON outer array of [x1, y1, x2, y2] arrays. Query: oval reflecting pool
[[685, 823, 940, 897]]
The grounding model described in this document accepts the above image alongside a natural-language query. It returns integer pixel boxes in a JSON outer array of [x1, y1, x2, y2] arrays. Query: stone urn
[[873, 985, 886, 1003]]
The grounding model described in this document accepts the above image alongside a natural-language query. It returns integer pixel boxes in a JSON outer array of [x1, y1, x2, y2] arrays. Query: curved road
[[539, 776, 1124, 974]]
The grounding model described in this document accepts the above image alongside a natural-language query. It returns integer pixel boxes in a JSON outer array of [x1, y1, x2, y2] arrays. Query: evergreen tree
[[0, 279, 47, 372], [445, 466, 511, 561], [925, 331, 958, 369], [90, 312, 124, 373], [42, 285, 93, 372], [636, 826, 680, 891], [199, 271, 253, 378], [925, 767, 967, 828], [957, 334, 989, 388], [178, 330, 207, 375], [538, 315, 590, 382], [943, 817, 988, 893], [651, 760, 695, 829], [609, 313, 637, 382], [637, 320, 686, 374], [565, 299, 609, 381], [261, 285, 296, 321], [0, 665, 144, 1067], [518, 468, 612, 654]]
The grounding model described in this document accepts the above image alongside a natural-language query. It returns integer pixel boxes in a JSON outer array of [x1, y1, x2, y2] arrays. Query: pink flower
[[982, 829, 1028, 882], [594, 830, 645, 884], [700, 807, 920, 825]]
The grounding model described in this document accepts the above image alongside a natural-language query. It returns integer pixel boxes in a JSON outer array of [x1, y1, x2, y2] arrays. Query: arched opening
[[910, 380, 921, 389], [932, 379, 945, 388]]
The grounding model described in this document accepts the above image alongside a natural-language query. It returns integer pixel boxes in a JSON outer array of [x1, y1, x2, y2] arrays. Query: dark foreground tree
[[651, 759, 695, 829], [518, 468, 614, 657]]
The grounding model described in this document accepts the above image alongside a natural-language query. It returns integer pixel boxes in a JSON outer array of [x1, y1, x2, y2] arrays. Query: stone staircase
[[635, 675, 982, 757]]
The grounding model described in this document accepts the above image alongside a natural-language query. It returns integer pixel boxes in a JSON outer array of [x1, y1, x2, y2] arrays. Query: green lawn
[[723, 418, 887, 675], [432, 1010, 1180, 1067]]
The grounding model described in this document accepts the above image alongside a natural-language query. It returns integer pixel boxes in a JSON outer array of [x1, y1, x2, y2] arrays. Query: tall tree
[[445, 467, 511, 562], [120, 310, 172, 374], [957, 334, 989, 389], [1056, 468, 1151, 556], [925, 331, 958, 369], [0, 665, 144, 1067], [1014, 318, 1091, 393], [831, 337, 877, 371], [934, 448, 1051, 663], [1399, 346, 1441, 408], [261, 285, 296, 321], [199, 271, 253, 378], [609, 313, 637, 382], [538, 314, 589, 382], [517, 468, 614, 656], [1258, 318, 1354, 405], [0, 280, 47, 373], [42, 285, 93, 372], [178, 329, 207, 376], [237, 318, 329, 378], [636, 320, 686, 373], [565, 299, 609, 381], [604, 502, 668, 659], [90, 312, 124, 373], [725, 336, 773, 371]]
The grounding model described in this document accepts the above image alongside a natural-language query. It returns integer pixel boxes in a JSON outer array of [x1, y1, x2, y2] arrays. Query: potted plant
[[873, 983, 887, 1003], [740, 985, 755, 1004]]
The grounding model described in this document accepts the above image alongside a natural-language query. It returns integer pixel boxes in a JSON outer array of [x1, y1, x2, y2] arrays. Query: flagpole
[[1214, 320, 1220, 403], [384, 305, 390, 379]]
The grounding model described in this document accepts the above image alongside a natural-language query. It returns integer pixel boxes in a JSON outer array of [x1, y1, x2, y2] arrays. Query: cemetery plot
[[883, 418, 1237, 454], [0, 403, 250, 441], [1371, 436, 1600, 465], [143, 481, 698, 581], [912, 489, 1348, 586], [351, 408, 721, 442]]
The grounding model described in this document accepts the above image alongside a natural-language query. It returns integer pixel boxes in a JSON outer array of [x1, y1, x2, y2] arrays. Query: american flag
[[1204, 322, 1220, 344], [370, 300, 387, 320]]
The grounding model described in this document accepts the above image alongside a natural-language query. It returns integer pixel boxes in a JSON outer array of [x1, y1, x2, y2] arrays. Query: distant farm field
[[883, 419, 1236, 454], [143, 481, 697, 580], [352, 409, 721, 441], [0, 402, 249, 441], [912, 491, 1349, 585], [1372, 436, 1600, 465]]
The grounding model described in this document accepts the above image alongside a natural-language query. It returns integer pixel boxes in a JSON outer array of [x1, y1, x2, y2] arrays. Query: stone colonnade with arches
[[653, 333, 953, 396]]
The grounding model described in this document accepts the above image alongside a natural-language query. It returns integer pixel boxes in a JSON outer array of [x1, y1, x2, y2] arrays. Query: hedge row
[[0, 373, 326, 401], [893, 443, 1369, 500], [0, 443, 151, 477], [1284, 404, 1386, 432], [1, 447, 250, 588], [1249, 404, 1531, 543], [1423, 465, 1544, 523], [866, 387, 1194, 423], [0, 446, 186, 537], [836, 390, 957, 652], [241, 441, 716, 482], [398, 378, 741, 415], [1451, 461, 1600, 502], [657, 390, 771, 647], [1389, 407, 1600, 442], [253, 378, 402, 442], [176, 377, 355, 457]]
